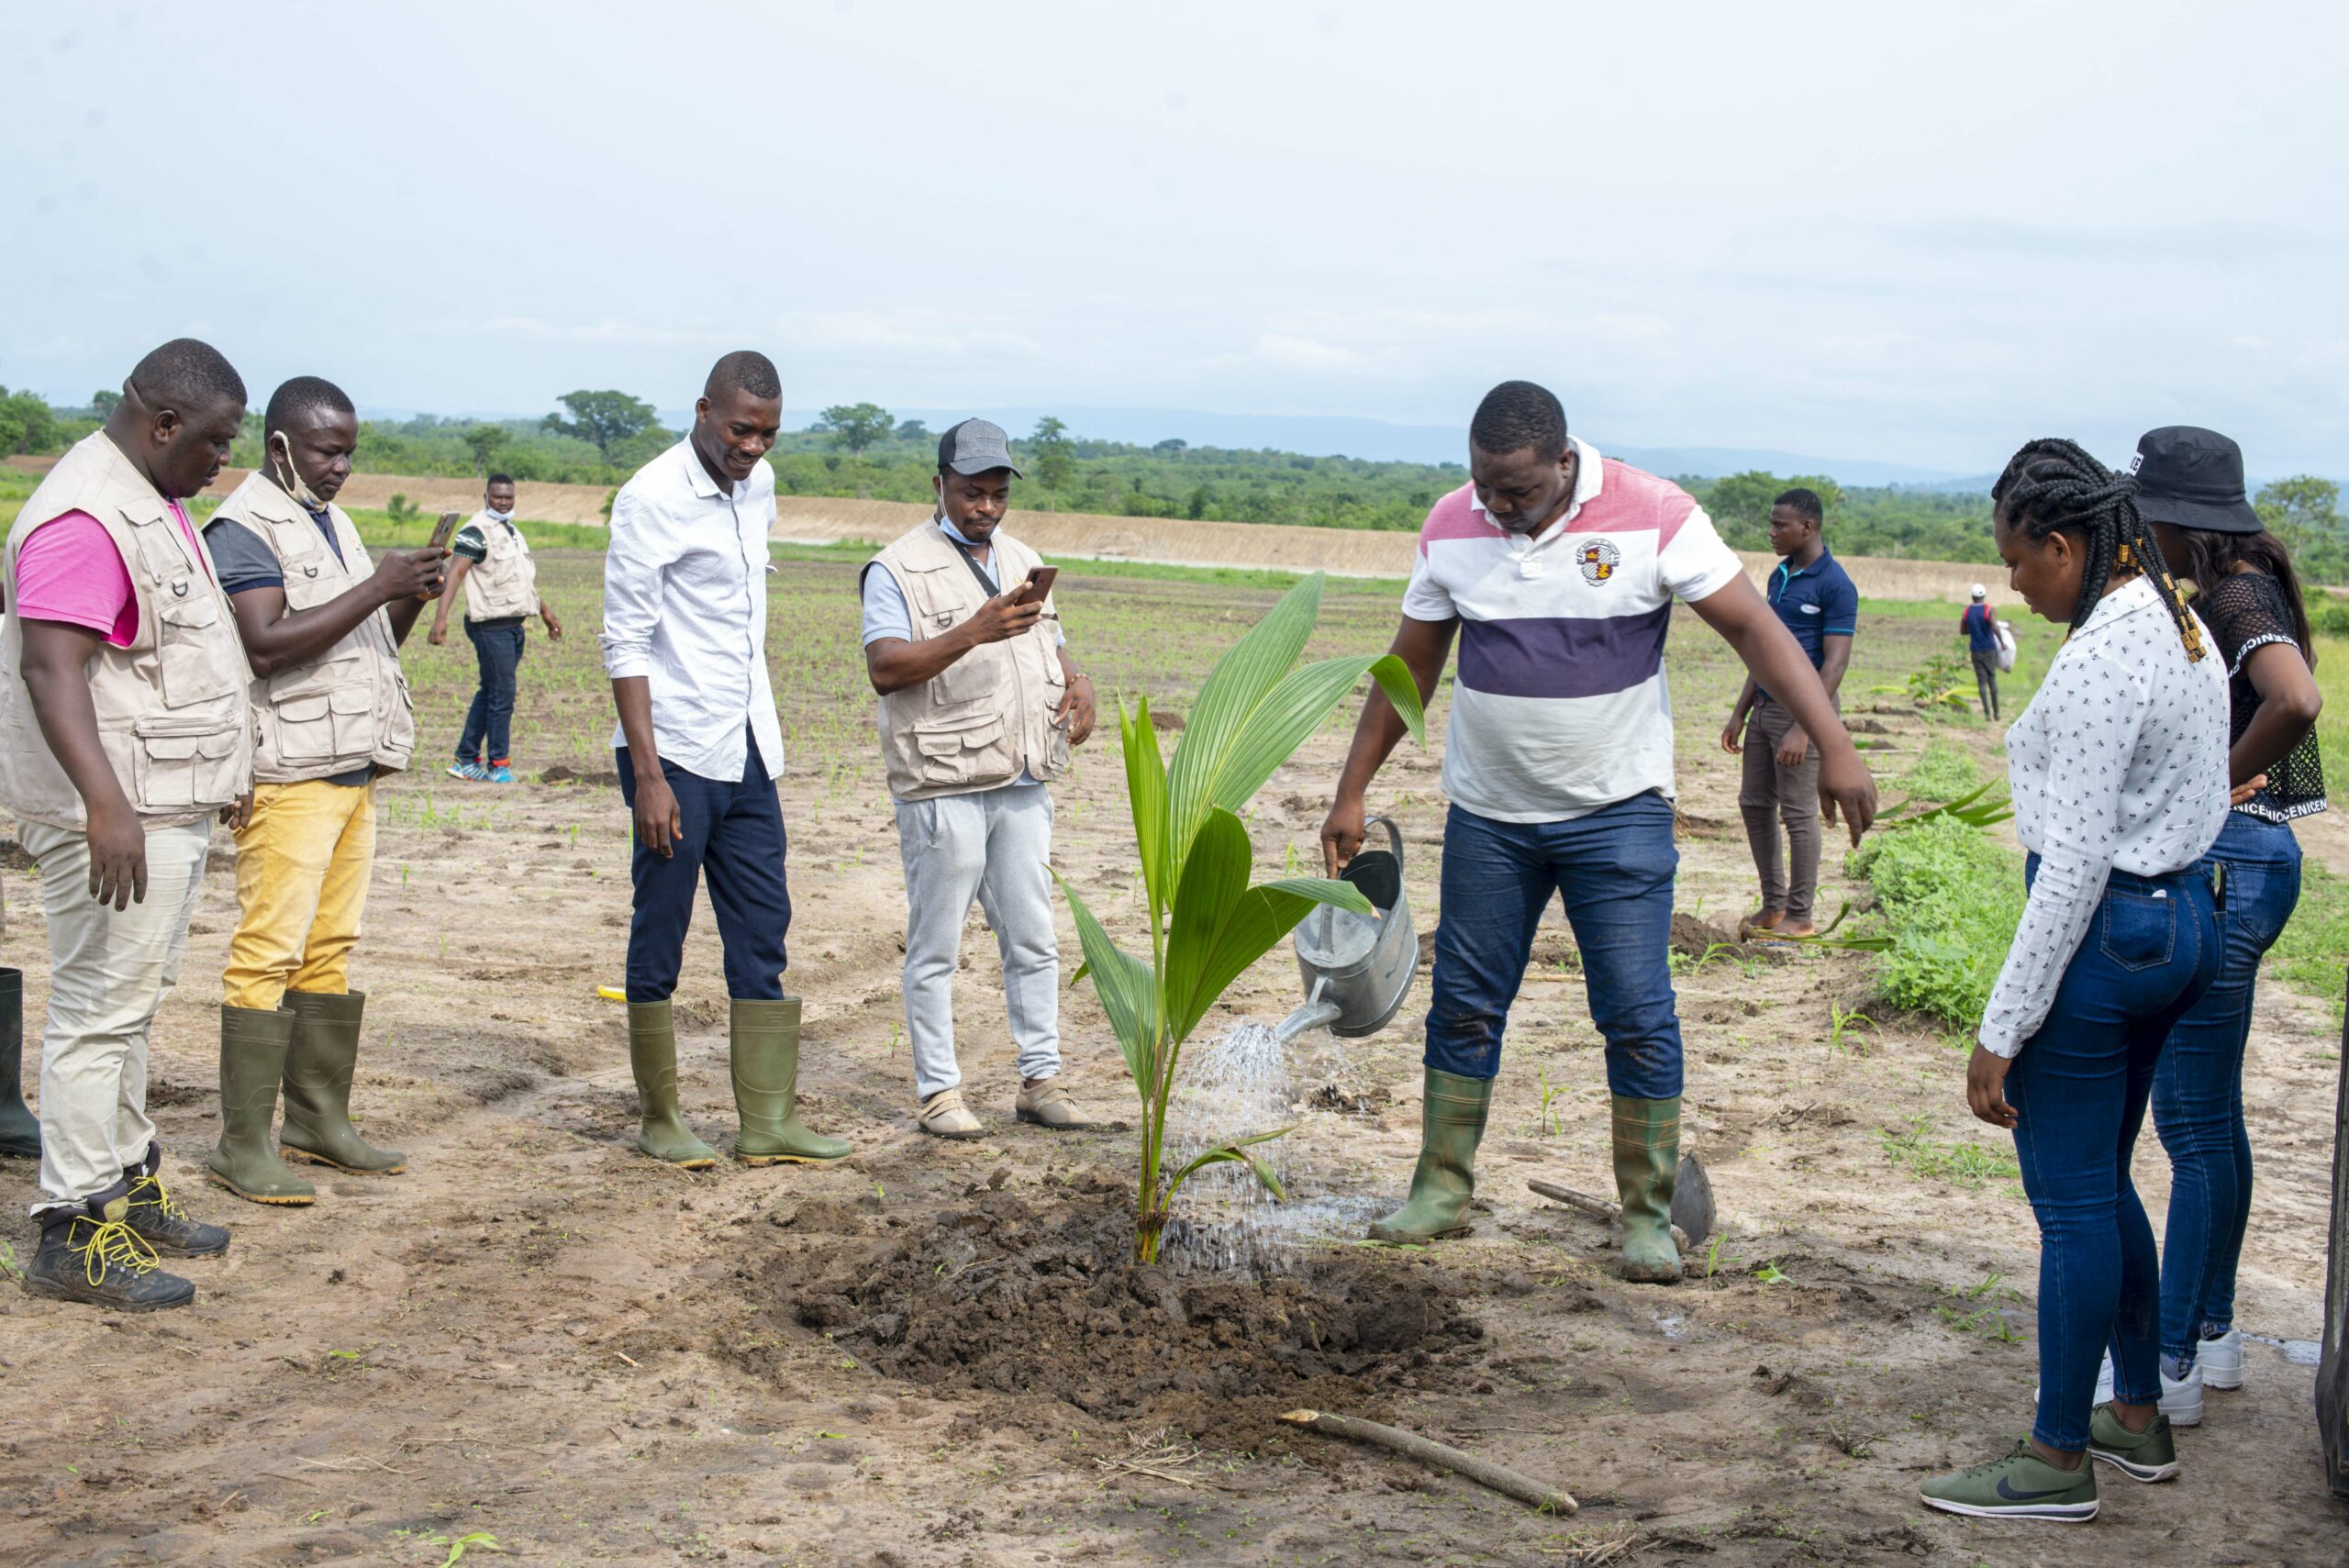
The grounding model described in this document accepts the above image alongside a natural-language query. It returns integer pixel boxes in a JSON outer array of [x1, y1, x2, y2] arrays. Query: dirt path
[[1, 557, 2342, 1566]]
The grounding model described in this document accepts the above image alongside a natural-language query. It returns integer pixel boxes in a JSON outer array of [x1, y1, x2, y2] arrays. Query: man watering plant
[[201, 375, 448, 1205], [430, 472, 563, 783], [2, 339, 252, 1310], [861, 418, 1098, 1139], [1321, 381, 1876, 1284], [601, 350, 846, 1169]]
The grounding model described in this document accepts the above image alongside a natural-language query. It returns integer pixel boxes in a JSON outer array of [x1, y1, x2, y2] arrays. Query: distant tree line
[[1, 388, 2340, 579]]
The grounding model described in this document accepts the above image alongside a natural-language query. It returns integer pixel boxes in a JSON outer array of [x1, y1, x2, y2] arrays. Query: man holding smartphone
[[201, 376, 446, 1205], [862, 418, 1097, 1139]]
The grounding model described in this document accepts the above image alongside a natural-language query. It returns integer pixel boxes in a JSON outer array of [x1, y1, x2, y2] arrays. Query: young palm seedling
[[1056, 573, 1425, 1263]]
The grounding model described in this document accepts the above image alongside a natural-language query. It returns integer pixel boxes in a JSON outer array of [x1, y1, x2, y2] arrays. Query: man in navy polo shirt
[[1720, 488, 1857, 939]]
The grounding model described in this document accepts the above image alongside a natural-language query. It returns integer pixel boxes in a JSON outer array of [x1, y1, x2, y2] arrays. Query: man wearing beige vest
[[1, 339, 252, 1311], [200, 377, 448, 1206], [429, 472, 562, 784], [862, 419, 1098, 1138]]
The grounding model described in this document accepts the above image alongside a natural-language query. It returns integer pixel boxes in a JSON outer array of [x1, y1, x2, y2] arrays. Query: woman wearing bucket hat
[[1919, 437, 2229, 1522], [2131, 426, 2325, 1422]]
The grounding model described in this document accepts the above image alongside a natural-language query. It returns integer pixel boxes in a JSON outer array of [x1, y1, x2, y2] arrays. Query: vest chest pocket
[[132, 721, 243, 812], [272, 679, 375, 762], [155, 588, 239, 707], [913, 714, 1015, 787]]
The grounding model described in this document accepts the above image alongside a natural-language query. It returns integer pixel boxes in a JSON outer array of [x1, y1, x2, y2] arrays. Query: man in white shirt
[[599, 350, 846, 1170]]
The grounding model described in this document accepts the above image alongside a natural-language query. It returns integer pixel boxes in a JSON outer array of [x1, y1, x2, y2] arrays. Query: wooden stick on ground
[[1528, 1179, 1691, 1254], [1277, 1408, 1577, 1514]]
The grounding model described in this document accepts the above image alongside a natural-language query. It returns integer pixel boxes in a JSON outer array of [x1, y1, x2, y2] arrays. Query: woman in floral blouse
[[1920, 438, 2229, 1524]]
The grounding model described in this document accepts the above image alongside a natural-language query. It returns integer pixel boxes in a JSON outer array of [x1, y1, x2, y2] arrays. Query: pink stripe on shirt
[[13, 504, 206, 649]]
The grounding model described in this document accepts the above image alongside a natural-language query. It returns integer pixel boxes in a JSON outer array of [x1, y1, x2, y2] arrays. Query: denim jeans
[[1425, 794, 1682, 1098], [457, 620, 526, 763], [2009, 854, 2217, 1451], [2154, 811, 2301, 1365], [617, 730, 790, 1004]]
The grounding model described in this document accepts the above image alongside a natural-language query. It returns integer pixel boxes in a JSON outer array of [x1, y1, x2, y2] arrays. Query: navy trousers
[[616, 730, 790, 1003]]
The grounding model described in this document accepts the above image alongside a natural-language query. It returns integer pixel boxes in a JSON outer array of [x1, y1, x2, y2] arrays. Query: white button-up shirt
[[1977, 575, 2229, 1057], [600, 439, 785, 782]]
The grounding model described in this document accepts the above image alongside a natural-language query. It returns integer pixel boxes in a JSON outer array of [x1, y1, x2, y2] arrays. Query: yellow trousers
[[223, 779, 376, 1010]]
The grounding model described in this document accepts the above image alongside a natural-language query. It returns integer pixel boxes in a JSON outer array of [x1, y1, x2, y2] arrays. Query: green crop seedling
[[1056, 573, 1425, 1262]]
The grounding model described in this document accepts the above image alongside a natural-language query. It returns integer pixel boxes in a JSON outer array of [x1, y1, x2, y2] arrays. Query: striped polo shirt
[[1401, 439, 1744, 823]]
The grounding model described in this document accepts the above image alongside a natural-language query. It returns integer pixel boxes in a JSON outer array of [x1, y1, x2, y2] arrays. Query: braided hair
[[1990, 437, 2206, 662]]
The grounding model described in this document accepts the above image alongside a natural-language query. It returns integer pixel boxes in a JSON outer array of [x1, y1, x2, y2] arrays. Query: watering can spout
[[1275, 978, 1343, 1044]]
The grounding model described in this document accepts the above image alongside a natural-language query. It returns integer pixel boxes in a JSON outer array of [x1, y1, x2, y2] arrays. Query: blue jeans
[[2154, 812, 2300, 1364], [2009, 855, 2217, 1451], [617, 731, 790, 1004], [457, 621, 525, 763], [1425, 795, 1682, 1099]]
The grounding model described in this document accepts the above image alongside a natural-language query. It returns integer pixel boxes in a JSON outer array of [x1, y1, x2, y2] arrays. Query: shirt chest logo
[[1575, 539, 1620, 585]]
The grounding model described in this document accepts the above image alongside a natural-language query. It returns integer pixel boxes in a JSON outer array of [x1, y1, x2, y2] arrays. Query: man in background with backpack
[[1960, 584, 2005, 720]]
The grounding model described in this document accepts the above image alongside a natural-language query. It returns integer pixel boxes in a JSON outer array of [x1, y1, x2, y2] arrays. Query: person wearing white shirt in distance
[[599, 350, 846, 1171], [1919, 439, 2228, 1524]]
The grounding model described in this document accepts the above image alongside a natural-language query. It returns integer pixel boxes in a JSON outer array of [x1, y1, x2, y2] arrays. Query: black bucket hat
[[2129, 426, 2261, 534]]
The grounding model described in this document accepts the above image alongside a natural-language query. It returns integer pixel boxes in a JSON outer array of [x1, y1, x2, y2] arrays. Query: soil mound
[[775, 1187, 1483, 1439]]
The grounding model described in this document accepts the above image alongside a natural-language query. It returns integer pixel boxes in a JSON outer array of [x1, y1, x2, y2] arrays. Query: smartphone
[[426, 510, 462, 552], [1010, 565, 1058, 606]]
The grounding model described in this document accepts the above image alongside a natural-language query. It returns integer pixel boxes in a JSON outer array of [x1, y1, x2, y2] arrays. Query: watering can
[[1276, 815, 1416, 1043]]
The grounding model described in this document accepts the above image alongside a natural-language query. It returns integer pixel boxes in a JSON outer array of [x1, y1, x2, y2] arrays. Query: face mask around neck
[[270, 434, 328, 511], [484, 506, 514, 524]]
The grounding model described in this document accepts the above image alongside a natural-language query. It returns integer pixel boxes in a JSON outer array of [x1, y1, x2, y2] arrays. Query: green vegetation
[[1881, 1113, 2021, 1187], [1054, 573, 1425, 1263], [1847, 813, 2025, 1028], [1896, 740, 1981, 803], [2270, 856, 2349, 1017]]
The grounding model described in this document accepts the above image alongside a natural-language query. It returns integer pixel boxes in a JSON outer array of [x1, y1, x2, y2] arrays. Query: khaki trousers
[[223, 779, 375, 1010], [17, 818, 212, 1210], [1738, 697, 1826, 924]]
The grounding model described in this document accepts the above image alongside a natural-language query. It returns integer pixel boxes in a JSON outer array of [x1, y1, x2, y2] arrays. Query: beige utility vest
[[462, 513, 539, 621], [0, 432, 253, 829], [866, 521, 1071, 803], [210, 473, 417, 784]]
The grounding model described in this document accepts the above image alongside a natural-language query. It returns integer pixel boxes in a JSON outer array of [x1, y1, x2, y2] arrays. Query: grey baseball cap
[[937, 417, 1023, 478]]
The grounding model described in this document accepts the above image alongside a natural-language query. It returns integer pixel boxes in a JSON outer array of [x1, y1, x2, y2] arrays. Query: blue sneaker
[[447, 761, 487, 783], [485, 761, 516, 784]]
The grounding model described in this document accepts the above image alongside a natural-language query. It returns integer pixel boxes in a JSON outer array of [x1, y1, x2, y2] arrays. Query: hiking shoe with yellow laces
[[22, 1189, 197, 1311], [122, 1143, 229, 1259]]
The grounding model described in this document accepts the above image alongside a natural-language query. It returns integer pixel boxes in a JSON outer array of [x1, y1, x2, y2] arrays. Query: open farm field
[[2, 546, 2345, 1567], [0, 459, 2005, 604]]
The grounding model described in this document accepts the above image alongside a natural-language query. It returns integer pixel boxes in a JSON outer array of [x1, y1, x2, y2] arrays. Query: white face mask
[[484, 505, 514, 524], [270, 433, 328, 511]]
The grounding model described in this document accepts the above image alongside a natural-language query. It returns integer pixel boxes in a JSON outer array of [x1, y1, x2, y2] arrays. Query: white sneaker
[[2197, 1328, 2244, 1391], [2037, 1355, 2204, 1428]]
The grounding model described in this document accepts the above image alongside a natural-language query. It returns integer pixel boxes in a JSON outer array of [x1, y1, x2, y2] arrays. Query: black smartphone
[[1011, 565, 1058, 606]]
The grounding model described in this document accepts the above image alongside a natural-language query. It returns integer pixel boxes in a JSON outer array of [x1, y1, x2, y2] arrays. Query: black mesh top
[[2199, 571, 2327, 821]]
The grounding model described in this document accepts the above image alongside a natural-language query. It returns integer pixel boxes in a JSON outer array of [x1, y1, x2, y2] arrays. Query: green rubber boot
[[280, 990, 406, 1175], [730, 997, 851, 1164], [1366, 1069, 1491, 1242], [1612, 1094, 1682, 1284], [628, 1000, 718, 1169], [0, 967, 39, 1160], [206, 1006, 315, 1206]]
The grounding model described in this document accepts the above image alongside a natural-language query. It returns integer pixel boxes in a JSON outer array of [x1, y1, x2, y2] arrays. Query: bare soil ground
[[2, 554, 2343, 1567]]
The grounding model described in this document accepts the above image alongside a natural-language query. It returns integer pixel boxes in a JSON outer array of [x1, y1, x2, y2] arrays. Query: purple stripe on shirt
[[1455, 606, 1672, 700]]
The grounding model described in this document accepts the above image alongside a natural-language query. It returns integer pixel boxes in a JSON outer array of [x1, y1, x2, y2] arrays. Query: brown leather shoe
[[917, 1088, 985, 1140], [1016, 1075, 1092, 1130]]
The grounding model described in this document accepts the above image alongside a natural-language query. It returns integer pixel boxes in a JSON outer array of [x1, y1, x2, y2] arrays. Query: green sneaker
[[1919, 1440, 2099, 1523], [2086, 1405, 2179, 1484]]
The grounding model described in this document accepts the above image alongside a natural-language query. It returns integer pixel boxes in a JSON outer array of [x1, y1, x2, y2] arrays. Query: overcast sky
[[5, 0, 2343, 473]]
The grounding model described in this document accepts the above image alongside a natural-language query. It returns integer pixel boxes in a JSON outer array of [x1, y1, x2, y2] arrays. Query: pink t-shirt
[[13, 503, 208, 648]]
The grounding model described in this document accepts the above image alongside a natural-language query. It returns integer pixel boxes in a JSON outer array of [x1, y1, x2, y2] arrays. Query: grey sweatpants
[[895, 784, 1061, 1100], [1738, 697, 1825, 924]]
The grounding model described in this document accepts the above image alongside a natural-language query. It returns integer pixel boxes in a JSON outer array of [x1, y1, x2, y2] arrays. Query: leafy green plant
[[1846, 812, 2024, 1026], [1895, 740, 1980, 803], [1826, 1003, 1874, 1058], [1536, 1065, 1563, 1138], [1056, 573, 1425, 1262], [1935, 1272, 2026, 1342], [1880, 1114, 2021, 1188], [427, 1531, 503, 1566]]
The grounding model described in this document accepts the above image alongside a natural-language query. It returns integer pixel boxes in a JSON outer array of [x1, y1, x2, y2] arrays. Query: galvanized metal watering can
[[1277, 815, 1416, 1042]]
